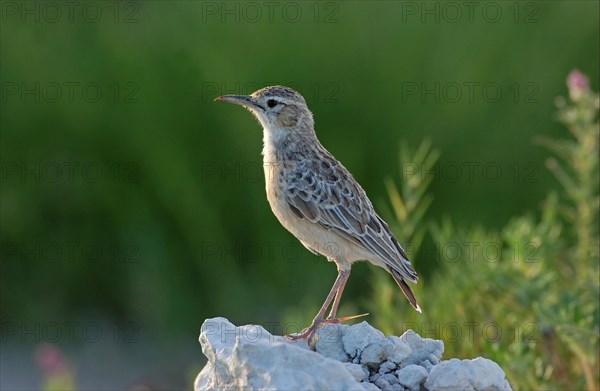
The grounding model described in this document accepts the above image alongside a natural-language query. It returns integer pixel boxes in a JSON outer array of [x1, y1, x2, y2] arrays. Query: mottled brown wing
[[283, 154, 418, 284]]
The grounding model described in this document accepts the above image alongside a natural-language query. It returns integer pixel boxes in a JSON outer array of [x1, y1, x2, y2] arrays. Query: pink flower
[[567, 69, 589, 101], [34, 343, 66, 376]]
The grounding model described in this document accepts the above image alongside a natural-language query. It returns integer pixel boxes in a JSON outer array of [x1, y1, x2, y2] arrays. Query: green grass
[[371, 71, 599, 390]]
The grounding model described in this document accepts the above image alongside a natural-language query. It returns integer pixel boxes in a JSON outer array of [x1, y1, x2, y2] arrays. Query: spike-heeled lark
[[215, 86, 420, 348]]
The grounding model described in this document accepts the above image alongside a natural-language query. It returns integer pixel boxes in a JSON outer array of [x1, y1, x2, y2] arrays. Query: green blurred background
[[1, 1, 598, 389]]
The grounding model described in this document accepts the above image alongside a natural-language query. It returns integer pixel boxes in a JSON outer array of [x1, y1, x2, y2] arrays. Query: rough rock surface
[[195, 317, 512, 391]]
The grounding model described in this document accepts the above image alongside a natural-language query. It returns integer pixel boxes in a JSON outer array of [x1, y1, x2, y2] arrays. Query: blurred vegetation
[[0, 1, 598, 389], [371, 71, 599, 390]]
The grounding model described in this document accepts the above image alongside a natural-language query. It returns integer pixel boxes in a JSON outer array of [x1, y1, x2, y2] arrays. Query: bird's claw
[[285, 326, 319, 349], [285, 313, 370, 350], [322, 312, 370, 324], [284, 327, 313, 341]]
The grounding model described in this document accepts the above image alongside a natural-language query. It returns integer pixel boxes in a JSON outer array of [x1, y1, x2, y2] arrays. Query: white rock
[[390, 384, 403, 391], [316, 323, 350, 362], [374, 377, 392, 391], [398, 329, 444, 366], [342, 321, 385, 358], [385, 335, 413, 365], [196, 318, 362, 390], [378, 360, 397, 374], [397, 364, 428, 391], [361, 382, 382, 391], [361, 339, 394, 369], [344, 362, 368, 382], [195, 318, 512, 391], [380, 373, 399, 385], [424, 357, 512, 391], [421, 359, 434, 372]]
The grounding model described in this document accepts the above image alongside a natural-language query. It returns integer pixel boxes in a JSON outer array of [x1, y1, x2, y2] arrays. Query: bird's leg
[[285, 269, 349, 347], [325, 270, 350, 321], [322, 270, 370, 325]]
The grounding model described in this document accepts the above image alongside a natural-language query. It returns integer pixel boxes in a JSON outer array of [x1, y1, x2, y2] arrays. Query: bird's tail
[[388, 267, 422, 313]]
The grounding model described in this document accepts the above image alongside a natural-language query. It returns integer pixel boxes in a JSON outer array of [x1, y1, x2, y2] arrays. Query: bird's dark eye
[[267, 99, 278, 108]]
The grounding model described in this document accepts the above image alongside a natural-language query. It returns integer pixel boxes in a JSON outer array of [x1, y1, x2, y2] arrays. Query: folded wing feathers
[[284, 159, 417, 284]]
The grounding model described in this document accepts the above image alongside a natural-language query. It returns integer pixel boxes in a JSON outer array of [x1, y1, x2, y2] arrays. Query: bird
[[215, 86, 420, 348]]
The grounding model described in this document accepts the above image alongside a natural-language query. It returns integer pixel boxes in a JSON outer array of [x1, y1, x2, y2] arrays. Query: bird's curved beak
[[214, 95, 262, 111]]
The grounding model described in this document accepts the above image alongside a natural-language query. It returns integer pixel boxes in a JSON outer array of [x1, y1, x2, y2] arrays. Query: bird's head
[[215, 85, 315, 140]]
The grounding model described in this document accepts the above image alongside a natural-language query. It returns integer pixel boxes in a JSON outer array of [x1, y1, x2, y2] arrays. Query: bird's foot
[[285, 327, 314, 340], [284, 313, 370, 349], [284, 323, 321, 349]]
